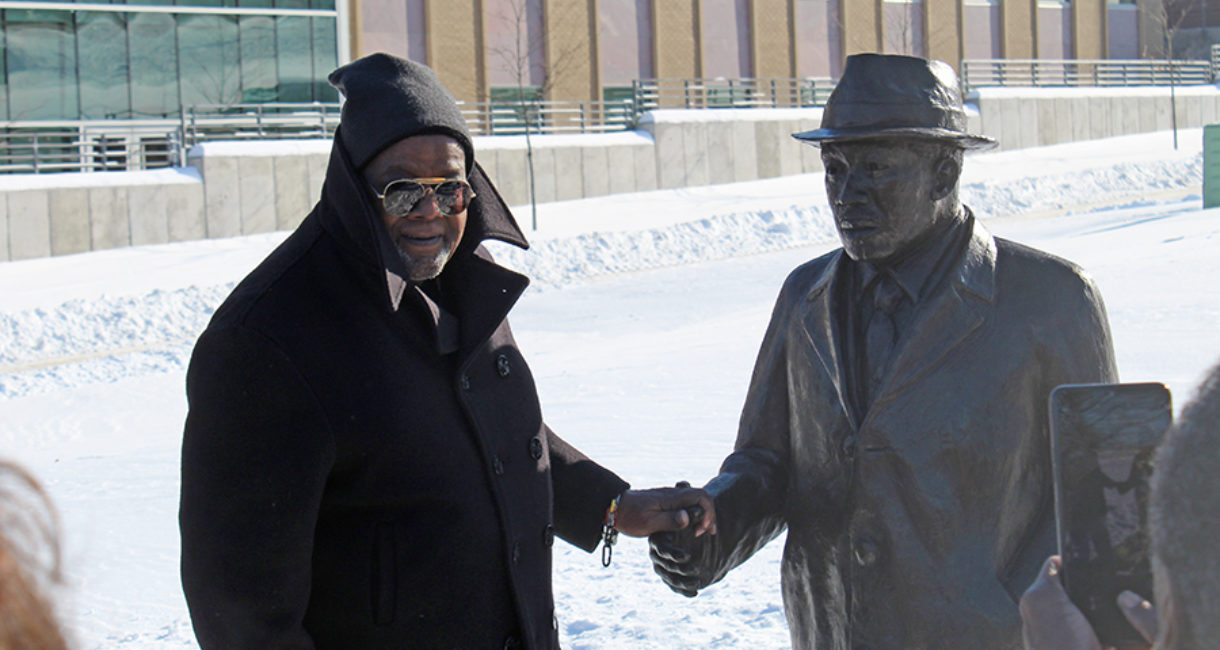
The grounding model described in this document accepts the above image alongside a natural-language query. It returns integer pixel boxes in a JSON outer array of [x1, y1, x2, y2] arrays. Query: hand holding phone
[[1050, 382, 1171, 648]]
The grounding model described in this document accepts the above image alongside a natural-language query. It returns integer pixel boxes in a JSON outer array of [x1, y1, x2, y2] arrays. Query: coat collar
[[802, 213, 997, 427]]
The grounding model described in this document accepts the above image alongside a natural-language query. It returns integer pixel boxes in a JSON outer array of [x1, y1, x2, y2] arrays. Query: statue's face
[[821, 139, 948, 265]]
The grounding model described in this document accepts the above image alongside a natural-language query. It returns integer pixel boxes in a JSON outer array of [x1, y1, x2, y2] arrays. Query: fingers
[[649, 542, 702, 597], [1019, 556, 1104, 650], [1116, 591, 1158, 644], [693, 492, 717, 537], [614, 486, 717, 536]]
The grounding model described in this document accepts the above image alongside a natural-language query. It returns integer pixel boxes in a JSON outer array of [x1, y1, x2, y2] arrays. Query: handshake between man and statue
[[182, 50, 1213, 650]]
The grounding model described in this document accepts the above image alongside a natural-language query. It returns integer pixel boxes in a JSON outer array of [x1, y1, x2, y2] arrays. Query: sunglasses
[[370, 177, 476, 217]]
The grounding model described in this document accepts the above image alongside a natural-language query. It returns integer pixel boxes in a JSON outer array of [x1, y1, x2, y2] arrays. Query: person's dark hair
[[1150, 363, 1220, 649], [0, 460, 68, 650]]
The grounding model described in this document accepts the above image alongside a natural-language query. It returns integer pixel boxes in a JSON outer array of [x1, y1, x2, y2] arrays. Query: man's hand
[[614, 485, 717, 538], [1020, 556, 1102, 650], [1020, 556, 1156, 650]]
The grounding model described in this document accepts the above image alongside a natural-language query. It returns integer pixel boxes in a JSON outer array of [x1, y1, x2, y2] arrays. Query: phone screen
[[1050, 382, 1171, 647]]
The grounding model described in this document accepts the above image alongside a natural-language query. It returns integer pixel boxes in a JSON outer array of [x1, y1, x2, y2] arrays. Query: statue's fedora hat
[[793, 53, 996, 150]]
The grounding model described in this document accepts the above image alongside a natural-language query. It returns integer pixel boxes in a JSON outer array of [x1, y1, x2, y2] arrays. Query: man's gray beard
[[397, 246, 451, 282]]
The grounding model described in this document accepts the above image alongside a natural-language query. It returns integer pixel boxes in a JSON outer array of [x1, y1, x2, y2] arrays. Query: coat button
[[842, 435, 857, 457], [854, 539, 878, 567], [543, 524, 555, 547], [492, 455, 504, 476], [496, 354, 511, 377], [512, 541, 521, 563], [459, 374, 471, 391], [528, 437, 543, 460]]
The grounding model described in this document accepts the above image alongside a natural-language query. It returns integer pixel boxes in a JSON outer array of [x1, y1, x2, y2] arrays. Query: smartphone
[[1050, 382, 1172, 647]]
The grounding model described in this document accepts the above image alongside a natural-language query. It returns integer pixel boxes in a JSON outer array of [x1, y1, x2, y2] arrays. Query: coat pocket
[[370, 521, 396, 626]]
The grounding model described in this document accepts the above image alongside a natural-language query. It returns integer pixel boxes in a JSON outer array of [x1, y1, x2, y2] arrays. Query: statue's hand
[[650, 528, 706, 597]]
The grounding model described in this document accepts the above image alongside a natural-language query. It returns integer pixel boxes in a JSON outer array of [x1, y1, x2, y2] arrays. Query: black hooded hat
[[323, 53, 528, 310]]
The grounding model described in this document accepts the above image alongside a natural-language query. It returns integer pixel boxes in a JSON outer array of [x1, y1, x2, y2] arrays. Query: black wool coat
[[180, 134, 628, 649], [680, 219, 1118, 650]]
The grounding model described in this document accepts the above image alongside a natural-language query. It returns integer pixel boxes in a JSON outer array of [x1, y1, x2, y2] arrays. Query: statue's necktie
[[865, 274, 906, 403]]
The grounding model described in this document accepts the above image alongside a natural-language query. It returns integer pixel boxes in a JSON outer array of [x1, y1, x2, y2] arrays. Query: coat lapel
[[871, 220, 998, 409], [801, 251, 860, 430]]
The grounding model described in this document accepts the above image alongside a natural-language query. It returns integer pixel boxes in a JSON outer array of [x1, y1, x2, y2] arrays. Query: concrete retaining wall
[[971, 85, 1220, 150], [0, 169, 205, 262], [2, 85, 1219, 261]]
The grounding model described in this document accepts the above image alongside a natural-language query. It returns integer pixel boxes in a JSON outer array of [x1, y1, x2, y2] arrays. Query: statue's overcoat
[[691, 217, 1118, 650]]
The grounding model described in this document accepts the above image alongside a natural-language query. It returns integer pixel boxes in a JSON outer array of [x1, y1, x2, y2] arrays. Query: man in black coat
[[179, 53, 714, 650], [650, 54, 1117, 649]]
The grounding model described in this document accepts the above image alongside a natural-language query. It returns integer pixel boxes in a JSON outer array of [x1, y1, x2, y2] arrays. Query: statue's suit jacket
[[691, 217, 1118, 650]]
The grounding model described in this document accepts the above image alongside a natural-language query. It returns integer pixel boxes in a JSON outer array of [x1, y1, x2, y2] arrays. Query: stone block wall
[[0, 171, 205, 261]]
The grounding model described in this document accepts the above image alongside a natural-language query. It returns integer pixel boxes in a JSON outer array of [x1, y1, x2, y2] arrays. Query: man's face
[[821, 139, 948, 265], [363, 134, 468, 282]]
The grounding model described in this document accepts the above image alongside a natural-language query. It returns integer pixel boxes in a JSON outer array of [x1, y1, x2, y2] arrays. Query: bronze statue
[[650, 53, 1119, 649]]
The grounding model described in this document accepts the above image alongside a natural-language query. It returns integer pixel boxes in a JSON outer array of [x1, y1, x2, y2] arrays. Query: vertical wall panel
[[426, 0, 485, 103], [598, 0, 653, 86], [751, 0, 796, 78], [361, 0, 410, 57], [924, 0, 959, 66], [796, 0, 840, 78], [653, 0, 701, 79], [542, 0, 598, 101], [1072, 0, 1105, 58], [1001, 0, 1036, 57], [702, 0, 751, 78], [841, 0, 883, 57]]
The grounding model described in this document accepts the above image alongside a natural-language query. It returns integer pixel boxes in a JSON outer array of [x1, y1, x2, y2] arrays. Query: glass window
[[77, 11, 132, 119], [0, 14, 8, 121], [274, 9, 312, 102], [4, 9, 78, 120], [311, 15, 337, 101], [129, 12, 180, 117], [239, 14, 277, 102], [178, 13, 242, 107]]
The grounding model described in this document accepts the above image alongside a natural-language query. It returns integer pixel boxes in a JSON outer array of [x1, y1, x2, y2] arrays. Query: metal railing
[[962, 58, 1213, 93], [0, 122, 181, 174], [177, 101, 341, 161], [631, 77, 835, 115], [458, 99, 636, 135]]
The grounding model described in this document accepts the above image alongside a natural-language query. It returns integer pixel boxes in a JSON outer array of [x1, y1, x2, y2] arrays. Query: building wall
[[750, 0, 798, 78], [1001, 0, 1037, 58], [1072, 0, 1106, 58], [882, 0, 926, 57], [963, 0, 1001, 58], [795, 0, 842, 77], [484, 0, 547, 87], [1037, 1, 1073, 59], [924, 0, 962, 65], [842, 0, 885, 56], [701, 0, 753, 78], [543, 0, 601, 101], [598, 0, 655, 87], [424, 1, 486, 103], [652, 0, 702, 79], [1108, 4, 1138, 58]]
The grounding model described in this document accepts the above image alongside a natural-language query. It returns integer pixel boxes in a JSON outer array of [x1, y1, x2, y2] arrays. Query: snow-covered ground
[[0, 129, 1217, 649]]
